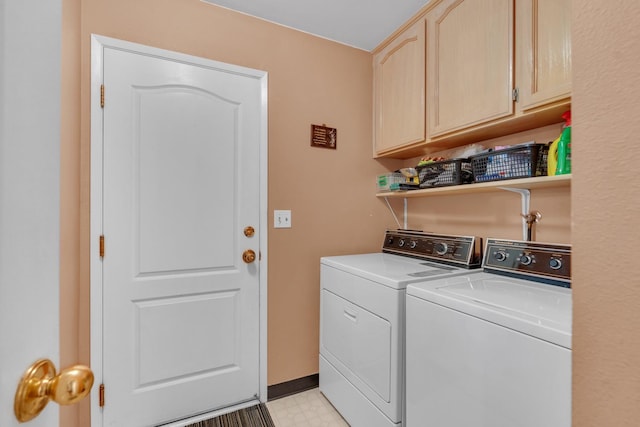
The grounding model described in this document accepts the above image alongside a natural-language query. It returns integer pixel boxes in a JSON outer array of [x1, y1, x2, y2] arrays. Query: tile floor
[[266, 388, 349, 427]]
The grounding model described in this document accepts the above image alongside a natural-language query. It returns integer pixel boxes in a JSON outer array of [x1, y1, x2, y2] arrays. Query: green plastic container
[[556, 112, 572, 175]]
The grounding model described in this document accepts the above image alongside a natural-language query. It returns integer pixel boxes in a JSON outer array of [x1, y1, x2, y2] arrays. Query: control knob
[[549, 257, 563, 270], [494, 251, 507, 262], [409, 241, 417, 249], [398, 239, 406, 247], [520, 254, 533, 266], [434, 242, 448, 255]]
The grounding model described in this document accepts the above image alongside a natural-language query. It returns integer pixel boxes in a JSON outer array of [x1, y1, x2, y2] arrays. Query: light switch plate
[[274, 210, 292, 228]]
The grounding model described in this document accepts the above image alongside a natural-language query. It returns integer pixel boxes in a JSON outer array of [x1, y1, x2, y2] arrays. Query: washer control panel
[[382, 230, 482, 268], [483, 239, 571, 286]]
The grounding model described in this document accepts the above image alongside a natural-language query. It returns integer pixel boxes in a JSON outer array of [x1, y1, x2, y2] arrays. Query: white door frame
[[89, 34, 268, 426]]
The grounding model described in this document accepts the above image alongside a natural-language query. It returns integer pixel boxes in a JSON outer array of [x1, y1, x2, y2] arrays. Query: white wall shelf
[[376, 174, 571, 199]]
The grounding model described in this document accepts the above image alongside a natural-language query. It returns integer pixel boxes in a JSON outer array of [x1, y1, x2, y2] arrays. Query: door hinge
[[99, 235, 105, 258], [99, 383, 105, 407], [100, 84, 105, 108], [512, 87, 519, 102]]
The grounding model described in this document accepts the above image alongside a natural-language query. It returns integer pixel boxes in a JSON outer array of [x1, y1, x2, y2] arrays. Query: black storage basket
[[469, 143, 549, 183], [416, 158, 474, 188]]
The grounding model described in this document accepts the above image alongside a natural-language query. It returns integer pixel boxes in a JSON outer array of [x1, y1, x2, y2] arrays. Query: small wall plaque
[[310, 124, 337, 149]]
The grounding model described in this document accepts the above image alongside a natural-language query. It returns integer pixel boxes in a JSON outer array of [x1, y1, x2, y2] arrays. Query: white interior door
[[91, 36, 267, 427], [0, 1, 61, 426]]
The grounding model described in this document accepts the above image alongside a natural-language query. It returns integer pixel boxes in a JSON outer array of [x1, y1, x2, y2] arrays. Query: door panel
[[321, 290, 392, 402], [0, 1, 62, 426], [373, 19, 426, 154], [516, 0, 572, 110], [135, 85, 236, 273], [134, 291, 239, 386], [99, 43, 264, 427], [428, 0, 514, 136]]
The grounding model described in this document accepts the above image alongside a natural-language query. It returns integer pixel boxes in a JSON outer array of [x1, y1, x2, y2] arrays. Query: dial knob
[[494, 251, 507, 262], [398, 239, 406, 247], [520, 254, 533, 266], [386, 237, 394, 246], [549, 257, 563, 270], [409, 241, 418, 249], [434, 242, 448, 255]]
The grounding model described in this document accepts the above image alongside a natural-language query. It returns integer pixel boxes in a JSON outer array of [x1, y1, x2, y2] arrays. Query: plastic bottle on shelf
[[555, 111, 572, 175], [547, 135, 561, 176]]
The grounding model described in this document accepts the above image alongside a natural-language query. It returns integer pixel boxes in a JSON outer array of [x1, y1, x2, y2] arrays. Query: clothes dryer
[[320, 230, 482, 427]]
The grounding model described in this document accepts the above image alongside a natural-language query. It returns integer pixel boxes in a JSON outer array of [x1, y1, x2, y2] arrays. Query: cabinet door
[[373, 20, 425, 155], [516, 0, 572, 110], [427, 0, 514, 137]]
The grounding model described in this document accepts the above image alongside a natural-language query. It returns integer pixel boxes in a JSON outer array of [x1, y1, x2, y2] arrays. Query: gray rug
[[185, 404, 275, 427]]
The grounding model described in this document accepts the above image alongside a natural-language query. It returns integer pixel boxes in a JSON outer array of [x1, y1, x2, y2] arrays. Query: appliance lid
[[407, 272, 572, 348], [321, 253, 471, 289]]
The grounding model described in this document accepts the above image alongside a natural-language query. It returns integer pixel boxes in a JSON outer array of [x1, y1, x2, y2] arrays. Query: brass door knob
[[14, 359, 94, 422], [243, 249, 256, 263]]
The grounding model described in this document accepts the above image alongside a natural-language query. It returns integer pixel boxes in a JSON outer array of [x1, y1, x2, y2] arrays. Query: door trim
[[89, 34, 268, 426]]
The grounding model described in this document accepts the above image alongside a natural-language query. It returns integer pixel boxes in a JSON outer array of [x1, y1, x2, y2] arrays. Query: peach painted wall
[[70, 0, 403, 408], [572, 1, 640, 426], [57, 1, 640, 427]]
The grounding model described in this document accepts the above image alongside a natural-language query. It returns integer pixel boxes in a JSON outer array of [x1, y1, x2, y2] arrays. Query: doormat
[[184, 404, 275, 427]]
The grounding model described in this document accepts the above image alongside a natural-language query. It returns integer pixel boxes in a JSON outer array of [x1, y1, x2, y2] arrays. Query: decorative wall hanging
[[310, 124, 337, 149]]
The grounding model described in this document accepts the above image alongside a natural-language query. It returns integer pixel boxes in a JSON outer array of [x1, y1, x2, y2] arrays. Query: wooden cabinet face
[[371, 0, 572, 158], [427, 0, 514, 137], [517, 0, 572, 110], [373, 20, 426, 155]]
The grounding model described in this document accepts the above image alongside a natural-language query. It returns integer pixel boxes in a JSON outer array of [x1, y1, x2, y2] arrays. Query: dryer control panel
[[382, 230, 482, 268], [483, 239, 571, 286]]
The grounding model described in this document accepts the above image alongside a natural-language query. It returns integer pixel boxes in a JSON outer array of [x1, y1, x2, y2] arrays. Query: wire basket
[[416, 158, 474, 188], [377, 172, 406, 191], [469, 143, 549, 183]]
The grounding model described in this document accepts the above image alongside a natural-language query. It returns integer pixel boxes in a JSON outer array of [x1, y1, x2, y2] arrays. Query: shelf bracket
[[499, 187, 533, 241], [383, 197, 401, 229], [383, 197, 408, 230], [404, 198, 408, 229]]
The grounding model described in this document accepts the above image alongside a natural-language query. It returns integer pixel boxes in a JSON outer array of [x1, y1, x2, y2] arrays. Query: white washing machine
[[406, 238, 572, 427], [320, 230, 482, 427]]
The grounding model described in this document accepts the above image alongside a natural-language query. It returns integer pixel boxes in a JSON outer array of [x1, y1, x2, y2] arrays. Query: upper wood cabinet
[[426, 0, 514, 138], [373, 19, 426, 156], [372, 0, 572, 158], [516, 0, 572, 111]]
